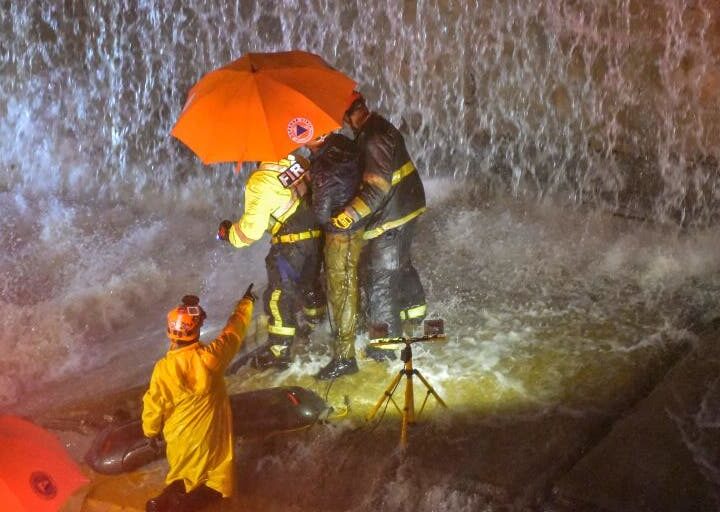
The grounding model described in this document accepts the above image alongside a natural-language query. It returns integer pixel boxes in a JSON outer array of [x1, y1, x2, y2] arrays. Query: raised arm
[[203, 289, 255, 370]]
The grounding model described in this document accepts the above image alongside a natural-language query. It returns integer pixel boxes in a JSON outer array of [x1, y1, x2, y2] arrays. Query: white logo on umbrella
[[287, 117, 314, 144]]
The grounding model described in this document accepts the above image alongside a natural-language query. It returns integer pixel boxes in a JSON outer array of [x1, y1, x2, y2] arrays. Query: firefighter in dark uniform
[[306, 132, 366, 379], [332, 92, 427, 359], [218, 155, 324, 369]]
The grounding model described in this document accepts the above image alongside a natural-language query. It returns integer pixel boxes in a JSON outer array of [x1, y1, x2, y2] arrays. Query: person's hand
[[331, 211, 355, 230], [243, 283, 257, 303], [217, 220, 232, 241], [146, 436, 163, 455]]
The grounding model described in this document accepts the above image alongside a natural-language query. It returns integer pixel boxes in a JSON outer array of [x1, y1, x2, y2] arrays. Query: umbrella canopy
[[0, 415, 88, 512], [171, 50, 356, 164]]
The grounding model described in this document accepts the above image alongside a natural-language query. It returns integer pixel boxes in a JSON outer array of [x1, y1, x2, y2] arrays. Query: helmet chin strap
[[169, 336, 200, 349], [350, 109, 370, 133]]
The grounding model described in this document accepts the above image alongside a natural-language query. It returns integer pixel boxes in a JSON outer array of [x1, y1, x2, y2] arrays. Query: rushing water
[[1, 1, 720, 510], [3, 1, 719, 209]]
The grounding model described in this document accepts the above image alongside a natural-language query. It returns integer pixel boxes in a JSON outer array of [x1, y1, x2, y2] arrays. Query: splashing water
[[1, 1, 720, 509]]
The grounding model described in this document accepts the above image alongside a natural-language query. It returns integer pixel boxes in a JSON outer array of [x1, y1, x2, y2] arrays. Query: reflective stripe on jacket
[[346, 113, 426, 239], [229, 158, 315, 248], [142, 298, 253, 497]]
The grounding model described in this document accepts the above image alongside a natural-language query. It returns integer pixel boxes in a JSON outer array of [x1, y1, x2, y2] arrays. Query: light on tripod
[[366, 319, 448, 447], [368, 321, 390, 340]]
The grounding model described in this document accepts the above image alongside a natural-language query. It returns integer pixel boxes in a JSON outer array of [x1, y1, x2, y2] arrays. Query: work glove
[[243, 283, 257, 303], [331, 210, 356, 230], [217, 220, 232, 242]]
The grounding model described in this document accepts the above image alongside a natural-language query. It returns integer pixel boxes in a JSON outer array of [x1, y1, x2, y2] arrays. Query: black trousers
[[146, 480, 221, 512], [263, 237, 324, 347], [362, 218, 426, 337]]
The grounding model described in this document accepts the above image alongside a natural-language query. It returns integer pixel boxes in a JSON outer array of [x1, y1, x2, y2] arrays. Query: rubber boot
[[146, 481, 185, 512], [184, 485, 223, 511], [302, 288, 326, 326], [251, 337, 292, 370], [316, 357, 359, 380]]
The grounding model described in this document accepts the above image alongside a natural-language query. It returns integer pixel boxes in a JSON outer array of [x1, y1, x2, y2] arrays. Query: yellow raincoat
[[142, 297, 253, 497]]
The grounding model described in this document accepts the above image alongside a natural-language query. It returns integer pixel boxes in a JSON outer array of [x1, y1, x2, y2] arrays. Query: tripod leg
[[414, 370, 447, 408], [401, 369, 414, 447], [366, 370, 403, 421]]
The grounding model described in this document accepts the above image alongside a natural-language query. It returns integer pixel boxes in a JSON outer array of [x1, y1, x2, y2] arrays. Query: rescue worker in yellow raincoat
[[142, 286, 255, 512], [333, 92, 427, 360], [217, 155, 324, 369]]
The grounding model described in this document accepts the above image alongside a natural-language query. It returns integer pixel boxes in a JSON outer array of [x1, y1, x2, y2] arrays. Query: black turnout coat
[[309, 133, 365, 234]]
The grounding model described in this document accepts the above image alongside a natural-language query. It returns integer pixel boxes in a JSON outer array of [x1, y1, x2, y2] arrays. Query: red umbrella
[[0, 415, 89, 512], [171, 50, 356, 164]]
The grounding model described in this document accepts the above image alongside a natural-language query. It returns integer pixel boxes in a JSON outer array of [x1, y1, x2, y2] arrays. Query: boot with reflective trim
[[250, 339, 291, 370], [315, 357, 359, 380]]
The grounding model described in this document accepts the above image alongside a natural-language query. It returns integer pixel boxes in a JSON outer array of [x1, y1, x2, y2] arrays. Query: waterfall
[[2, 0, 718, 221]]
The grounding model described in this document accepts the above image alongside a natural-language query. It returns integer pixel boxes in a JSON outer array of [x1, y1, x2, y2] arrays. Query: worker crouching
[[218, 155, 325, 369]]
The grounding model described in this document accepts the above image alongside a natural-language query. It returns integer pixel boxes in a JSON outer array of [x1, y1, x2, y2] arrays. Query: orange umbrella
[[0, 415, 89, 512], [171, 50, 356, 164]]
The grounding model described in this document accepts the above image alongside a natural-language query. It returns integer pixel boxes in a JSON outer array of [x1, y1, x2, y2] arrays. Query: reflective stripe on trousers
[[361, 218, 425, 337], [263, 238, 322, 345]]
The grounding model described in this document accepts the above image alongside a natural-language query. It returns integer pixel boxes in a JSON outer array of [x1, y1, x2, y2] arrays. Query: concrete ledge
[[555, 326, 720, 511]]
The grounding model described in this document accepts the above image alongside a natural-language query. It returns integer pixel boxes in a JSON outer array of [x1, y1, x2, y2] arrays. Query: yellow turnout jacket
[[229, 158, 309, 248], [142, 297, 253, 497]]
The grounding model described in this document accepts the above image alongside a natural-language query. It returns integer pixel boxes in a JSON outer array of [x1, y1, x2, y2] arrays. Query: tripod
[[366, 335, 447, 447]]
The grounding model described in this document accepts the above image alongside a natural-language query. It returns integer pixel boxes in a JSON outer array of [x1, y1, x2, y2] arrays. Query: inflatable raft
[[85, 386, 329, 474]]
